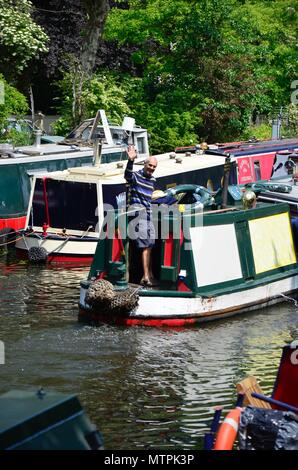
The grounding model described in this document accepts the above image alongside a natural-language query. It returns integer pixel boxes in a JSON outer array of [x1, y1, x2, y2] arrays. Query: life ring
[[165, 184, 213, 207], [213, 407, 242, 450]]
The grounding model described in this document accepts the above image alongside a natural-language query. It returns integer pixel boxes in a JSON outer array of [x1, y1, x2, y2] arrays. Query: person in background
[[125, 145, 158, 287]]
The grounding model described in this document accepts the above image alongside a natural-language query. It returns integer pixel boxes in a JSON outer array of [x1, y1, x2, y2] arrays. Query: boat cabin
[[0, 110, 149, 232], [16, 152, 235, 263], [176, 138, 298, 185], [206, 138, 298, 185]]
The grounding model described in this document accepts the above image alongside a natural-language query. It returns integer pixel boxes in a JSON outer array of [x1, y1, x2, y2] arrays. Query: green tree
[[103, 0, 297, 149], [229, 0, 298, 112], [52, 0, 297, 148], [104, 0, 260, 147], [53, 70, 133, 135], [0, 73, 29, 144], [0, 0, 48, 77], [0, 75, 28, 123]]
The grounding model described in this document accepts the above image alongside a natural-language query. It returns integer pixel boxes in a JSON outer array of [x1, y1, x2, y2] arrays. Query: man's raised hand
[[127, 145, 137, 161]]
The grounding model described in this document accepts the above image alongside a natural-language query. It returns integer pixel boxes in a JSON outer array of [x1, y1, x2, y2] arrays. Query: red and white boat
[[176, 137, 298, 185]]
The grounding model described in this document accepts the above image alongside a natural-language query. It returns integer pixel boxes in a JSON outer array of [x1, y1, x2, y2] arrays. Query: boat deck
[[258, 177, 298, 213]]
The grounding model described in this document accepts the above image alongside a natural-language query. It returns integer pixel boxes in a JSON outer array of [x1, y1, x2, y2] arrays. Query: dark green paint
[[87, 201, 297, 300]]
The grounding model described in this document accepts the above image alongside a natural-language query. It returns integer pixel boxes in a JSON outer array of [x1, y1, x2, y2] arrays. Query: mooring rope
[[278, 293, 298, 307], [0, 234, 24, 248]]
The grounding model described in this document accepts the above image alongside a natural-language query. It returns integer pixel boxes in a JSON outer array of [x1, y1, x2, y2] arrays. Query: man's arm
[[124, 145, 137, 183]]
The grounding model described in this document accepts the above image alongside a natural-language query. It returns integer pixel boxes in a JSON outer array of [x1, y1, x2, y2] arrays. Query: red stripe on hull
[[0, 216, 27, 231], [16, 248, 93, 265], [78, 308, 197, 327], [47, 255, 93, 264]]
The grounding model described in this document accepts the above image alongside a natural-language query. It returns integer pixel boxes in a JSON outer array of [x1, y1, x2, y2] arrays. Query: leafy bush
[[0, 0, 48, 73], [53, 69, 134, 136], [240, 123, 272, 141], [282, 104, 298, 138], [0, 128, 33, 146], [0, 74, 28, 131]]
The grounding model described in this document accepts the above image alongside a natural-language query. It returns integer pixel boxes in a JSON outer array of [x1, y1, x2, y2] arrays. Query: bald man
[[125, 145, 158, 287]]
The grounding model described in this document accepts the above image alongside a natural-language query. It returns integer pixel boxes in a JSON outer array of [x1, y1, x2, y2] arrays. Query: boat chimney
[[221, 154, 231, 209], [271, 107, 282, 140], [34, 129, 42, 147], [93, 138, 103, 166]]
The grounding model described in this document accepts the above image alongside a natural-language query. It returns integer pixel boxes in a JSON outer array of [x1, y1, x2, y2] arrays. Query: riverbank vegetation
[[0, 0, 297, 152]]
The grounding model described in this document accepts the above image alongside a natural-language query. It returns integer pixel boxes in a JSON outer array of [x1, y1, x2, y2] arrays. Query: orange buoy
[[213, 407, 242, 450]]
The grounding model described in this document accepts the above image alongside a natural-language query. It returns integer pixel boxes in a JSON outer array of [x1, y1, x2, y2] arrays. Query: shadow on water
[[0, 249, 298, 449]]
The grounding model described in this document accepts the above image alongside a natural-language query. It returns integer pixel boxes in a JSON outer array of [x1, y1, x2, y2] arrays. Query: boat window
[[249, 213, 296, 274], [111, 130, 125, 145], [31, 179, 98, 231], [81, 125, 92, 140], [65, 120, 91, 139], [136, 137, 145, 154], [253, 161, 261, 181], [92, 126, 107, 141]]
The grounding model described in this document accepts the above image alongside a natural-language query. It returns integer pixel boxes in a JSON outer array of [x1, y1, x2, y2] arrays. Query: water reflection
[[0, 249, 297, 449]]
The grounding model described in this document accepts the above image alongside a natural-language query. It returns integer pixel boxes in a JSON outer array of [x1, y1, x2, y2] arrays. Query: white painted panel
[[190, 224, 242, 287], [134, 274, 298, 317]]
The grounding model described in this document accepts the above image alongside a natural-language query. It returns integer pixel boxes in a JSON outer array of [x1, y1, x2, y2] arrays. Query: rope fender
[[28, 246, 48, 263], [85, 279, 139, 315]]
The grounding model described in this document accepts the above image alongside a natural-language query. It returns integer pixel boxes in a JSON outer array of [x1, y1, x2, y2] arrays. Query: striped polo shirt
[[124, 159, 156, 216]]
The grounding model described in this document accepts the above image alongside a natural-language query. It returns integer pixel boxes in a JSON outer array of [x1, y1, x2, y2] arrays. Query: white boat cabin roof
[[35, 152, 234, 185]]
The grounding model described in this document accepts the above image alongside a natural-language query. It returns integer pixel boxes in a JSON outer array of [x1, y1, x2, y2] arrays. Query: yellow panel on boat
[[249, 212, 296, 274]]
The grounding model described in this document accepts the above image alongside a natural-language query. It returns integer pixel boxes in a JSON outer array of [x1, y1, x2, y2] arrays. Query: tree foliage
[[17, 0, 296, 150], [53, 69, 133, 135], [0, 74, 28, 132], [0, 0, 48, 75], [104, 0, 256, 147], [101, 0, 297, 149], [32, 0, 84, 77]]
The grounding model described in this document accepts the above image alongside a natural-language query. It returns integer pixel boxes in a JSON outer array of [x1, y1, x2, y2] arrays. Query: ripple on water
[[0, 252, 298, 449]]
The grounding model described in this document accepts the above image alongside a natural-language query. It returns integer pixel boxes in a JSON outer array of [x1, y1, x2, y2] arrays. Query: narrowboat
[[15, 153, 234, 263], [78, 183, 298, 326], [208, 138, 298, 184], [176, 138, 298, 184], [0, 110, 149, 234]]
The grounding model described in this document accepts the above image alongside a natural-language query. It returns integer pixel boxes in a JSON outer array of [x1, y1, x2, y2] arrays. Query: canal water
[[0, 248, 297, 450]]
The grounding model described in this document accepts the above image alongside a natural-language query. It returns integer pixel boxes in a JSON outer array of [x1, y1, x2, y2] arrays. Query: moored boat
[[0, 110, 149, 233], [78, 184, 298, 326], [15, 153, 234, 263], [176, 138, 298, 184]]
